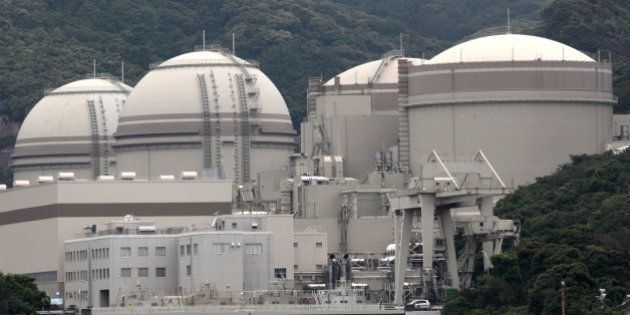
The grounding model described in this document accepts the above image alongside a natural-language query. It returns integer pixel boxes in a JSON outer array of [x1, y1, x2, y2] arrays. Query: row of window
[[65, 270, 88, 282], [65, 290, 88, 301], [92, 268, 110, 280], [120, 246, 166, 258], [91, 248, 110, 260], [65, 250, 88, 262], [179, 243, 263, 256], [120, 267, 166, 278]]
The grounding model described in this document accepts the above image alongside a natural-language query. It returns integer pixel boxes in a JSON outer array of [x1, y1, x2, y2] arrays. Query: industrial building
[[63, 214, 326, 308], [0, 32, 622, 310]]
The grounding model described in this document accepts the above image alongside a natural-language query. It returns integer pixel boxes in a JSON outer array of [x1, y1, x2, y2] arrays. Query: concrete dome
[[429, 34, 595, 64], [11, 77, 131, 183], [324, 56, 427, 86], [115, 49, 295, 183]]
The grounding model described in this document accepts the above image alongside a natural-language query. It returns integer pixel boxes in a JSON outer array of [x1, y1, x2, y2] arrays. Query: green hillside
[[444, 153, 630, 314], [0, 0, 443, 128]]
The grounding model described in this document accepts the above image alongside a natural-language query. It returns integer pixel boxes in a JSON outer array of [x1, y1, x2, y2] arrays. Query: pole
[[121, 61, 125, 84], [507, 8, 511, 33], [561, 281, 566, 315], [93, 59, 96, 78], [202, 30, 206, 50], [232, 33, 236, 55]]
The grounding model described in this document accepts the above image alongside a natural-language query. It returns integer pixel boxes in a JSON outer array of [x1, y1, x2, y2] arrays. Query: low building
[[63, 213, 327, 308]]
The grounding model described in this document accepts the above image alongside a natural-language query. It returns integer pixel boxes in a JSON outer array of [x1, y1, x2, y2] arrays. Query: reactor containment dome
[[114, 49, 296, 183], [11, 77, 131, 183], [398, 34, 615, 186]]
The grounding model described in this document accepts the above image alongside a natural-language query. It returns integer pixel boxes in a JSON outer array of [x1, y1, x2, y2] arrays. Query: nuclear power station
[[0, 32, 622, 313]]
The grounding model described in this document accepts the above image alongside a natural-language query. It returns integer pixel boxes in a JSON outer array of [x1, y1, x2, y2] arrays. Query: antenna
[[399, 33, 405, 57], [507, 8, 511, 33], [93, 59, 96, 78], [232, 33, 235, 55], [202, 30, 206, 50], [121, 61, 125, 84]]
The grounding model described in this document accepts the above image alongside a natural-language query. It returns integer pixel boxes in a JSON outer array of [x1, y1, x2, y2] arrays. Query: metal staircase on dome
[[236, 74, 251, 183], [98, 97, 110, 175], [197, 74, 214, 171], [369, 49, 403, 84], [87, 99, 101, 179]]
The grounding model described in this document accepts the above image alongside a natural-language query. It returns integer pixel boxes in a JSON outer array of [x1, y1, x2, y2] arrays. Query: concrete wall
[[407, 101, 612, 186], [293, 232, 328, 273]]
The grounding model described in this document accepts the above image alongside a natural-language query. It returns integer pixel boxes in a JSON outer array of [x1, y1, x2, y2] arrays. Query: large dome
[[114, 49, 295, 183], [429, 34, 595, 64], [11, 77, 131, 183]]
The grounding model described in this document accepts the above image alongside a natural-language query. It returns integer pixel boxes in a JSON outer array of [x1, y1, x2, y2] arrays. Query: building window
[[186, 265, 191, 276], [193, 244, 199, 255], [294, 265, 298, 270], [121, 268, 131, 278], [156, 247, 166, 256], [212, 243, 230, 254], [293, 242, 298, 247], [138, 247, 149, 257], [274, 268, 287, 279], [315, 242, 323, 247], [180, 245, 185, 256], [316, 264, 323, 271], [138, 268, 149, 277], [120, 247, 131, 258], [186, 244, 191, 256], [231, 222, 237, 229], [244, 243, 262, 255], [106, 248, 109, 258], [156, 268, 166, 278]]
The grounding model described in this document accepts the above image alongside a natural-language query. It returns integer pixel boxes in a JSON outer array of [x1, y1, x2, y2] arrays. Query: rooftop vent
[[181, 171, 198, 180], [98, 175, 115, 181], [37, 176, 54, 184], [58, 172, 75, 181], [120, 172, 136, 181], [14, 180, 30, 187], [160, 175, 175, 181], [0, 184, 6, 191]]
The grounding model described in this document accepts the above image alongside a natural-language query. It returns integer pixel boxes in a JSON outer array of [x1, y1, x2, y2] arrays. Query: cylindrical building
[[399, 34, 615, 186], [114, 48, 296, 182], [11, 77, 131, 183]]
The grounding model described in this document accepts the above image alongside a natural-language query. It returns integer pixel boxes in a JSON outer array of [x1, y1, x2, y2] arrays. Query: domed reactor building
[[114, 48, 296, 182], [302, 51, 427, 178], [11, 77, 131, 183], [398, 34, 615, 186]]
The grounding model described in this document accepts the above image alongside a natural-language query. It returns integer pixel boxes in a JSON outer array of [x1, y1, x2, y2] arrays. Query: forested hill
[[0, 0, 443, 127], [444, 151, 630, 314]]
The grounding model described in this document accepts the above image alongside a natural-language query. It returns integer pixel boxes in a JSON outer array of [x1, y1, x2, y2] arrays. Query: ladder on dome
[[98, 97, 110, 175], [87, 100, 101, 179], [222, 51, 256, 83], [369, 51, 401, 84], [197, 74, 214, 170], [236, 74, 251, 183], [209, 70, 222, 173]]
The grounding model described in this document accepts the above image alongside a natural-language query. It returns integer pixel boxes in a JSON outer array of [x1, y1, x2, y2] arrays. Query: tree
[[0, 272, 49, 314]]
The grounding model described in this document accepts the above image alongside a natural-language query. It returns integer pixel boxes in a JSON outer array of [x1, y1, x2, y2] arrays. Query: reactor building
[[0, 32, 620, 308]]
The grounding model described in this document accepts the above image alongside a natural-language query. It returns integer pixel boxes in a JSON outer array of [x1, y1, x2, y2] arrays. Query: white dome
[[429, 34, 595, 64], [120, 50, 290, 119], [115, 49, 295, 183], [325, 56, 427, 86], [12, 78, 130, 181]]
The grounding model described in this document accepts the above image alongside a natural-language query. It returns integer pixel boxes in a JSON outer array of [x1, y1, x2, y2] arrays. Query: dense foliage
[[0, 0, 443, 126], [0, 272, 49, 314], [538, 0, 630, 113], [334, 0, 549, 41], [444, 152, 630, 314]]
